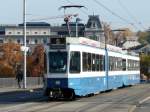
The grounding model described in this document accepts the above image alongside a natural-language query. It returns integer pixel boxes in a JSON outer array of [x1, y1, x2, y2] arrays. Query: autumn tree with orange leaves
[[0, 42, 45, 78], [0, 42, 23, 77], [27, 45, 45, 77]]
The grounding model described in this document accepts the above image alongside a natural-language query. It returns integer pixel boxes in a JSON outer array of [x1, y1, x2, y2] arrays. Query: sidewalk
[[0, 85, 43, 95]]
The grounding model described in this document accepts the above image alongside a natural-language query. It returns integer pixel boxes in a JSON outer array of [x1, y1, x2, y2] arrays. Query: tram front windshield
[[49, 52, 67, 73]]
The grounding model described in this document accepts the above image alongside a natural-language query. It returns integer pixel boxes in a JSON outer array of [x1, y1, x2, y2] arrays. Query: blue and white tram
[[44, 37, 140, 99]]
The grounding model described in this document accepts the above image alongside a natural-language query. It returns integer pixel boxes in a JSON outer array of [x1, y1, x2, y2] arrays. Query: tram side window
[[136, 61, 140, 70], [92, 54, 96, 71], [128, 59, 131, 70], [83, 52, 88, 71], [109, 56, 123, 71], [70, 51, 81, 73], [117, 57, 122, 71], [133, 60, 136, 70], [82, 52, 104, 72], [131, 60, 133, 69], [103, 56, 105, 70], [95, 54, 100, 71], [88, 53, 92, 71], [109, 56, 114, 71], [122, 59, 126, 71], [132, 60, 140, 70], [100, 55, 104, 71], [128, 59, 137, 70]]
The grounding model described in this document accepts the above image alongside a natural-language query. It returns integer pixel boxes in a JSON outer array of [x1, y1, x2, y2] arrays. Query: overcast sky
[[0, 0, 149, 31]]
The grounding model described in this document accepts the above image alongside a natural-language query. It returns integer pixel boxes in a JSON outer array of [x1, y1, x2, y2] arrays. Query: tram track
[[0, 84, 150, 112], [73, 84, 150, 112], [21, 102, 66, 112]]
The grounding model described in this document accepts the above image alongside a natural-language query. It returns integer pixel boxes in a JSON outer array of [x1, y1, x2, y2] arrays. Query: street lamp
[[23, 0, 27, 89]]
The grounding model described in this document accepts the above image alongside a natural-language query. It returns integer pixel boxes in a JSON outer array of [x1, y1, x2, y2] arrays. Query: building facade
[[51, 22, 85, 38], [0, 22, 51, 45], [84, 15, 104, 42], [0, 15, 105, 45]]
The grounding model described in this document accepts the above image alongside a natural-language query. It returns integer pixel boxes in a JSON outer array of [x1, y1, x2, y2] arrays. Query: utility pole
[[23, 0, 27, 89], [103, 23, 125, 90], [103, 24, 109, 90]]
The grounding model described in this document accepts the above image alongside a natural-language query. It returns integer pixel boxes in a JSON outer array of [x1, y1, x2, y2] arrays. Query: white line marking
[[139, 96, 150, 104], [128, 105, 136, 112]]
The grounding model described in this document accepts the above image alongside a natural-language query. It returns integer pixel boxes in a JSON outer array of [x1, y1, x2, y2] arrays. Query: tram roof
[[48, 36, 139, 57], [66, 37, 121, 51], [65, 37, 139, 57]]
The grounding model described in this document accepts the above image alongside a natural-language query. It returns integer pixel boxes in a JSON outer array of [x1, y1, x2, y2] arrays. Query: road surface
[[0, 84, 150, 112]]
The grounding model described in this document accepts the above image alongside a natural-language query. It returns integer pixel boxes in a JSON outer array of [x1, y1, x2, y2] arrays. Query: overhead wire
[[64, 0, 111, 26], [93, 0, 138, 30], [117, 0, 146, 30]]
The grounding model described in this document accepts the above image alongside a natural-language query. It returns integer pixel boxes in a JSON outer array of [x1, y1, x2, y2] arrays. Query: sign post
[[23, 0, 27, 89]]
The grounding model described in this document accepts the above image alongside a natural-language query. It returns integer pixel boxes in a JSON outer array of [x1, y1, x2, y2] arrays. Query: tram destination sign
[[50, 37, 66, 49]]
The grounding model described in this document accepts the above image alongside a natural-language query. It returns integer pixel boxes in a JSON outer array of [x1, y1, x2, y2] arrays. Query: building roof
[[123, 40, 141, 49], [86, 15, 102, 29], [19, 22, 51, 27], [61, 22, 85, 27], [51, 24, 85, 32], [126, 36, 139, 41]]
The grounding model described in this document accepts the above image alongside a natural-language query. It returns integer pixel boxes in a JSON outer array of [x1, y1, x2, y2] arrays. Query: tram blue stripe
[[46, 74, 140, 96]]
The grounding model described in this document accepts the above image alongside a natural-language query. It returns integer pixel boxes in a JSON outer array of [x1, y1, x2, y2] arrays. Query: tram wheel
[[68, 91, 75, 101], [63, 90, 75, 101]]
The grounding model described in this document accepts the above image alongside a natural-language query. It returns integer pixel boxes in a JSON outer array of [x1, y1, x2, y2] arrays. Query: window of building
[[69, 51, 80, 73], [0, 31, 5, 35], [34, 39, 38, 44], [35, 32, 38, 34], [43, 32, 47, 34], [0, 40, 3, 43], [93, 22, 96, 28], [26, 40, 29, 44], [17, 32, 21, 34], [43, 39, 47, 44], [17, 39, 20, 44], [8, 32, 12, 34], [26, 32, 29, 35]]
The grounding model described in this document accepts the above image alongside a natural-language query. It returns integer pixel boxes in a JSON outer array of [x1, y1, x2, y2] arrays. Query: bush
[[140, 54, 150, 79]]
